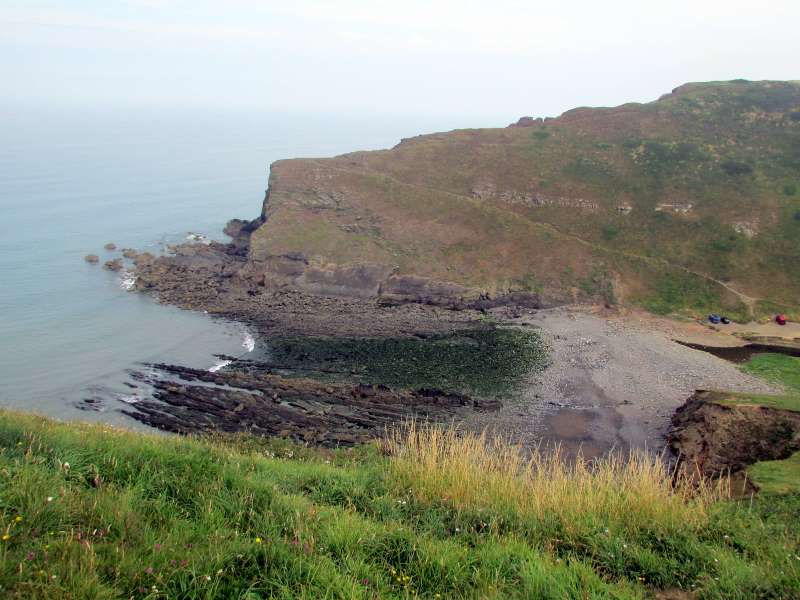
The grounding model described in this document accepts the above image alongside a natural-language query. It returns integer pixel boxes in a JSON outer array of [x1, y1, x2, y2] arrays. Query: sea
[[0, 103, 476, 427]]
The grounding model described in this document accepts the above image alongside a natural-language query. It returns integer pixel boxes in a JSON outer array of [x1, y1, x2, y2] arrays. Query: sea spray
[[209, 359, 233, 373], [120, 271, 137, 290], [243, 331, 255, 352]]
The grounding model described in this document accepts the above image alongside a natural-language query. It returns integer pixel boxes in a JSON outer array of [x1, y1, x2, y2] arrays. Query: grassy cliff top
[[1, 410, 799, 598], [734, 353, 800, 493], [252, 80, 800, 320]]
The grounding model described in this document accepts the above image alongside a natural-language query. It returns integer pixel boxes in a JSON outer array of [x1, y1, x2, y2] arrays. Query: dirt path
[[472, 306, 780, 459]]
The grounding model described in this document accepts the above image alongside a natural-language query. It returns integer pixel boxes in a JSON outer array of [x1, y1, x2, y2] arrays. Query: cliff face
[[238, 80, 800, 316]]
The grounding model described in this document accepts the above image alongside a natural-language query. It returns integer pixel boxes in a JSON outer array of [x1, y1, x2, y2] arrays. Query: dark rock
[[123, 362, 501, 447], [509, 116, 544, 127], [84, 254, 99, 264], [103, 258, 123, 271], [104, 243, 117, 251]]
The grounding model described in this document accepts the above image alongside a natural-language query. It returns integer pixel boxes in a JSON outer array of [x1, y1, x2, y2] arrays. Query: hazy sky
[[3, 1, 799, 123]]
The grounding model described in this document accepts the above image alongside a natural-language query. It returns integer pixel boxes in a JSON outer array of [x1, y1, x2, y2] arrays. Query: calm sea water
[[0, 104, 472, 427]]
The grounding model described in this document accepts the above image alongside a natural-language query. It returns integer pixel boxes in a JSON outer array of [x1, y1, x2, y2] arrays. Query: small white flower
[[204, 575, 211, 581], [46, 497, 53, 502], [216, 569, 223, 575], [623, 544, 628, 549]]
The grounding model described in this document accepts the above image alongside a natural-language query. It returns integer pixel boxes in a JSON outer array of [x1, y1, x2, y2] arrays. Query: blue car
[[708, 314, 722, 324]]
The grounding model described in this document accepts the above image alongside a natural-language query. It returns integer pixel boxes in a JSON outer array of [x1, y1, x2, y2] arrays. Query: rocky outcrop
[[103, 258, 123, 271], [255, 254, 541, 309], [124, 362, 500, 446], [104, 243, 117, 251], [84, 254, 99, 264], [132, 225, 544, 321], [223, 217, 264, 256], [510, 116, 545, 127], [262, 257, 392, 299], [668, 391, 800, 477]]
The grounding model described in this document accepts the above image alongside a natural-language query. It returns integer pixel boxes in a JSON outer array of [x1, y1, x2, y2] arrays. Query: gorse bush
[[720, 160, 753, 176]]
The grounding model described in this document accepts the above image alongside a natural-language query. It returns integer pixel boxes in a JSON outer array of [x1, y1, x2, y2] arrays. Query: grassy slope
[[735, 354, 800, 493], [1, 413, 799, 599], [253, 80, 800, 319]]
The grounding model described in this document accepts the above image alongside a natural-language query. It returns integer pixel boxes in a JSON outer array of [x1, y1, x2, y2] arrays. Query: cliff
[[240, 80, 800, 318]]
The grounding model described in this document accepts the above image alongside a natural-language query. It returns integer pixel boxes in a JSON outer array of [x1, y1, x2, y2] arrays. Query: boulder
[[121, 248, 138, 259], [103, 258, 123, 271], [104, 242, 117, 251], [84, 254, 100, 264]]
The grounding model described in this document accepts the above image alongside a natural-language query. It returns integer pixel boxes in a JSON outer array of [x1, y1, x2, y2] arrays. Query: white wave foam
[[209, 359, 232, 373], [120, 271, 136, 290], [186, 232, 210, 244], [242, 332, 255, 353], [118, 393, 143, 404]]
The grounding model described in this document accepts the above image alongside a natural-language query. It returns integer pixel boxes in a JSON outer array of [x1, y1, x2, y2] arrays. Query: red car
[[776, 314, 787, 326]]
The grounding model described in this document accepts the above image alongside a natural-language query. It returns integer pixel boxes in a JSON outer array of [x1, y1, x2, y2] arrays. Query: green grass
[[733, 354, 800, 496], [740, 354, 800, 396], [714, 392, 800, 413], [748, 453, 800, 494], [722, 353, 800, 413], [1, 412, 799, 599]]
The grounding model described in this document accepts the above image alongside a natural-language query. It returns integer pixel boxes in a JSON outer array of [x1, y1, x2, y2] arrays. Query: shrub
[[721, 160, 753, 176], [601, 224, 620, 241], [784, 183, 797, 196]]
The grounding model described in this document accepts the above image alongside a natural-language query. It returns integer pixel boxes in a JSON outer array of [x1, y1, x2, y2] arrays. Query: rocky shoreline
[[124, 361, 500, 446], [105, 223, 788, 474]]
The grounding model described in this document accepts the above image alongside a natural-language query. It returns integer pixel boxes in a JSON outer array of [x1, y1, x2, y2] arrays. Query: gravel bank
[[475, 306, 781, 458]]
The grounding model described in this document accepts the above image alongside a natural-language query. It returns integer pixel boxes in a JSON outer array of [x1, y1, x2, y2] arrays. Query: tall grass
[[386, 423, 727, 536]]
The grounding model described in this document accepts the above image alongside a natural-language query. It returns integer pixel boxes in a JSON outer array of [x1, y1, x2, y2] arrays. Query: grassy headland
[[251, 80, 800, 320], [1, 412, 798, 599]]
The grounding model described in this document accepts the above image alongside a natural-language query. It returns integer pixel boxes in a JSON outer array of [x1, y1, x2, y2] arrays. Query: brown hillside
[[246, 81, 800, 319]]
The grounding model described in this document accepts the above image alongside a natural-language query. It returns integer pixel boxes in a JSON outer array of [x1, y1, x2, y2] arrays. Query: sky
[[2, 0, 799, 123]]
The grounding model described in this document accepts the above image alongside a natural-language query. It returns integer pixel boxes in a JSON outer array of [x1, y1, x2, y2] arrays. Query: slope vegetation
[[2, 413, 799, 598], [250, 81, 800, 319]]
